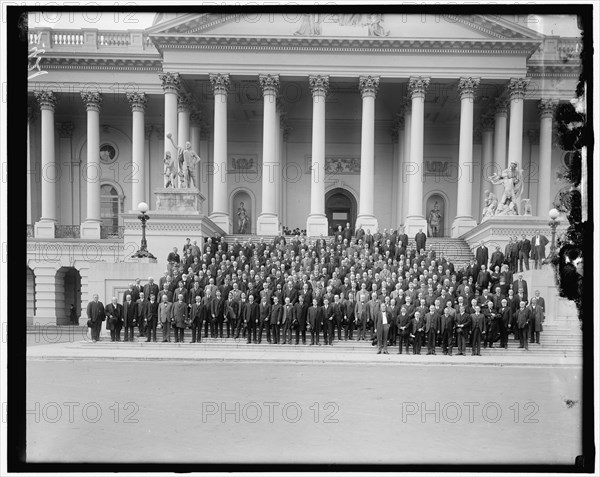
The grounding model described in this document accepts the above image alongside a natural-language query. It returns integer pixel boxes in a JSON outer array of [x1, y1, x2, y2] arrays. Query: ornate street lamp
[[132, 202, 156, 259], [548, 207, 560, 258]]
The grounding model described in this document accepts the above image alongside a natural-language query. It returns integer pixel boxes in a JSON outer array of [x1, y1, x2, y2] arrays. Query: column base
[[34, 220, 56, 239], [403, 216, 428, 238], [451, 216, 478, 238], [306, 214, 329, 237], [355, 215, 379, 234], [257, 214, 280, 236], [80, 220, 101, 239], [208, 213, 231, 235]]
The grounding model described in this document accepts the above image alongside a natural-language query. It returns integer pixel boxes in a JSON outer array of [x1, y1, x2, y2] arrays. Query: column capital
[[479, 112, 495, 132], [473, 129, 483, 144], [276, 96, 286, 114], [27, 105, 37, 123], [209, 73, 231, 95], [159, 72, 181, 94], [493, 97, 509, 116], [177, 91, 194, 113], [538, 98, 558, 119], [308, 74, 329, 98], [279, 110, 288, 129], [358, 75, 380, 98], [457, 76, 480, 99], [81, 91, 103, 112], [144, 124, 153, 140], [259, 73, 280, 96], [126, 91, 148, 113], [57, 121, 74, 138], [507, 77, 530, 101], [391, 112, 405, 142], [33, 90, 59, 111], [407, 76, 430, 99]]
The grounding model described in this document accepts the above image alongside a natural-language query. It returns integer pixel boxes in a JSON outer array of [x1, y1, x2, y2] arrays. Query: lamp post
[[132, 202, 156, 259], [548, 207, 560, 258]]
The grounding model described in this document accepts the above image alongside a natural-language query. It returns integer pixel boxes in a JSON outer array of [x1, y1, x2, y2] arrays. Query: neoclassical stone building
[[26, 12, 582, 324]]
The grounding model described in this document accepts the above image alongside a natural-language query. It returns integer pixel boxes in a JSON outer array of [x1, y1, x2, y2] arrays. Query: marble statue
[[482, 190, 498, 218], [163, 151, 176, 188], [488, 162, 523, 215], [237, 202, 249, 234], [166, 133, 200, 188], [427, 201, 442, 237]]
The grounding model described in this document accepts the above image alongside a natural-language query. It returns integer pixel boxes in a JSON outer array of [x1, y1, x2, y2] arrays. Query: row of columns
[[31, 75, 558, 240]]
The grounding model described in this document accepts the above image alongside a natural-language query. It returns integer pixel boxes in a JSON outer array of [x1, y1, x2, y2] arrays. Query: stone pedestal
[[355, 215, 379, 235], [122, 187, 224, 267], [154, 187, 205, 214], [257, 214, 280, 236], [34, 220, 56, 239], [451, 217, 478, 238], [306, 214, 329, 237], [403, 216, 428, 238], [80, 220, 101, 239]]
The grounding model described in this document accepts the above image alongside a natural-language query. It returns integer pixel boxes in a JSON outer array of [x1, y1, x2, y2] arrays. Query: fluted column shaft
[[160, 72, 180, 190], [493, 99, 509, 198], [507, 78, 529, 170], [401, 105, 412, 227], [537, 99, 558, 215], [209, 74, 230, 231], [82, 92, 102, 222], [127, 92, 147, 209]]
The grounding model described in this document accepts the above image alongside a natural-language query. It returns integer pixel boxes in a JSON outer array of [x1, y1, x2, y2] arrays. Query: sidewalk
[[26, 339, 583, 367]]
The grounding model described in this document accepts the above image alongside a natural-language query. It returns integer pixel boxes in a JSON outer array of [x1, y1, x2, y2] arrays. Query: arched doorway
[[424, 193, 447, 237], [231, 189, 253, 234], [55, 267, 81, 325], [325, 188, 357, 236], [27, 266, 36, 326]]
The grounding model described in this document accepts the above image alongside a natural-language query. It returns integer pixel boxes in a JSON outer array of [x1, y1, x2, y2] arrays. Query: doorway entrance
[[325, 188, 357, 236]]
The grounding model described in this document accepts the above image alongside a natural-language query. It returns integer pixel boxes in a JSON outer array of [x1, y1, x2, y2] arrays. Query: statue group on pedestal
[[484, 162, 525, 217], [163, 133, 200, 189]]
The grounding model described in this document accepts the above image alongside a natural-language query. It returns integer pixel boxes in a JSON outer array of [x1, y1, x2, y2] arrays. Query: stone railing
[[55, 225, 81, 239], [101, 225, 125, 239], [28, 28, 155, 52], [557, 38, 582, 61]]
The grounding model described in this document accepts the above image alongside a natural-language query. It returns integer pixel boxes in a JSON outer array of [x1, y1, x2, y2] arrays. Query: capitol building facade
[[26, 12, 582, 325]]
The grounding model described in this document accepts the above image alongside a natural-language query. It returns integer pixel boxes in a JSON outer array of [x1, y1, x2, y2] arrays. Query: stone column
[[190, 112, 202, 197], [404, 76, 430, 237], [159, 72, 180, 190], [392, 111, 405, 228], [355, 75, 379, 233], [507, 78, 529, 170], [274, 99, 283, 226], [479, 113, 495, 221], [27, 106, 35, 226], [57, 122, 74, 225], [144, 124, 153, 203], [257, 74, 280, 235], [451, 77, 480, 237], [306, 74, 329, 237], [33, 90, 58, 238], [209, 73, 231, 233], [401, 101, 412, 228], [537, 99, 558, 216], [492, 98, 509, 198], [80, 91, 103, 239], [127, 92, 147, 211]]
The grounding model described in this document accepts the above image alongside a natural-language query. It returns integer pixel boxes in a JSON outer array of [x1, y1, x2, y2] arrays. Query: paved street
[[26, 360, 582, 464]]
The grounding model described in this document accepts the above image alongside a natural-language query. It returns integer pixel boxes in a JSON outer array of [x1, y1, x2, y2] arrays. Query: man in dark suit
[[396, 306, 411, 354], [499, 299, 511, 349], [374, 303, 391, 354], [294, 294, 308, 345], [86, 294, 105, 342], [190, 295, 205, 343], [415, 228, 427, 254], [512, 273, 529, 304], [322, 298, 334, 346], [455, 305, 470, 355], [475, 240, 489, 271], [528, 297, 544, 345], [424, 305, 440, 355], [105, 297, 123, 342], [439, 307, 454, 355], [210, 290, 225, 338], [145, 294, 159, 342], [172, 294, 188, 343], [281, 297, 294, 345], [354, 295, 368, 341], [531, 230, 549, 269], [343, 294, 355, 341], [470, 305, 486, 356], [143, 277, 159, 303], [122, 294, 137, 342], [307, 298, 322, 345], [269, 296, 283, 344], [244, 294, 260, 344], [258, 295, 272, 344], [476, 265, 491, 294], [135, 292, 147, 338], [518, 235, 531, 272], [410, 310, 424, 355], [516, 300, 531, 349], [490, 246, 505, 271]]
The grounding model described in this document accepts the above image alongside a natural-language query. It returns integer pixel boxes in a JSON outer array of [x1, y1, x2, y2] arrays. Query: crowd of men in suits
[[86, 224, 547, 354]]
